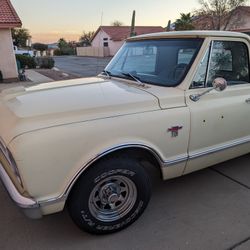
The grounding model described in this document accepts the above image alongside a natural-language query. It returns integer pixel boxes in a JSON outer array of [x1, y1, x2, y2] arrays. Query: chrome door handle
[[246, 98, 250, 104]]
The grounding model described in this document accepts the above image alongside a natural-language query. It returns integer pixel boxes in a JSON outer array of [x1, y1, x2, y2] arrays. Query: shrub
[[35, 57, 55, 69], [15, 54, 36, 69], [54, 47, 76, 56], [54, 49, 62, 56], [61, 47, 75, 55]]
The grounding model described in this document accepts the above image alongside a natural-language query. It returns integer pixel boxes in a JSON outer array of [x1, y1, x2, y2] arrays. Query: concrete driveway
[[53, 56, 112, 77], [1, 154, 250, 250]]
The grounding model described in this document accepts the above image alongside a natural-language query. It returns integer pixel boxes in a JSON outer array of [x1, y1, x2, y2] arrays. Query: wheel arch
[[65, 144, 164, 198]]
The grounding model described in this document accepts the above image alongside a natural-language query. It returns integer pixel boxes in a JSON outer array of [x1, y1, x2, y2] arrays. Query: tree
[[32, 43, 48, 52], [56, 38, 75, 55], [11, 28, 31, 47], [111, 20, 123, 26], [79, 31, 95, 46], [175, 13, 194, 31], [58, 38, 68, 49], [196, 0, 247, 30]]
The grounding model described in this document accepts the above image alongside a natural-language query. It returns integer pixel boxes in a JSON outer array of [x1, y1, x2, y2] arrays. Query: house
[[192, 6, 250, 35], [77, 26, 165, 57], [226, 6, 250, 35], [0, 0, 21, 82], [92, 26, 165, 56]]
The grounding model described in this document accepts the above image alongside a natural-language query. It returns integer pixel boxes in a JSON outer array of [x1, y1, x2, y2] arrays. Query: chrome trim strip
[[0, 137, 8, 162], [0, 137, 23, 187], [0, 162, 38, 209], [38, 144, 189, 207], [189, 136, 250, 160], [165, 155, 188, 166], [38, 143, 168, 206], [37, 137, 250, 207], [64, 144, 165, 195]]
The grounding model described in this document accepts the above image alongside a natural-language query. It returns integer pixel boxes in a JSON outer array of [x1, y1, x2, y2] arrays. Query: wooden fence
[[76, 47, 110, 57]]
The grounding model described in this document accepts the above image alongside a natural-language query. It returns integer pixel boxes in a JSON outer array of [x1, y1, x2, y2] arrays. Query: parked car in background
[[1, 31, 250, 235], [14, 45, 34, 57]]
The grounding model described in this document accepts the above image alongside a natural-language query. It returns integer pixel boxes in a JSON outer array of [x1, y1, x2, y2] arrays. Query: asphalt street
[[53, 56, 112, 77], [1, 154, 250, 250]]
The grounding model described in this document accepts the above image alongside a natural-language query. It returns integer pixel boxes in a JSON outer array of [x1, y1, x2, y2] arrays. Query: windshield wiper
[[121, 72, 145, 87], [102, 70, 112, 78]]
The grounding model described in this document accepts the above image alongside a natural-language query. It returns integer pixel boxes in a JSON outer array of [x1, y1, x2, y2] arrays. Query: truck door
[[185, 38, 250, 174]]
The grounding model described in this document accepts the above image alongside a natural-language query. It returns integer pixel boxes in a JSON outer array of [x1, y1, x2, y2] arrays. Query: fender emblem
[[167, 126, 183, 137]]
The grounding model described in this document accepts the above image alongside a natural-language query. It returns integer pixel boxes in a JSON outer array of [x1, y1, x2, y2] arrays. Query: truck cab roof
[[127, 30, 250, 42]]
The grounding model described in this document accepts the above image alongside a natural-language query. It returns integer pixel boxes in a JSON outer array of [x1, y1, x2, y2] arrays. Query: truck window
[[207, 41, 250, 86], [106, 38, 204, 87], [178, 49, 197, 64], [191, 48, 209, 88]]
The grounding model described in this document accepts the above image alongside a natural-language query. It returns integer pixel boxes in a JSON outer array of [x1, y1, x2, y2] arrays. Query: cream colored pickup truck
[[1, 31, 250, 234]]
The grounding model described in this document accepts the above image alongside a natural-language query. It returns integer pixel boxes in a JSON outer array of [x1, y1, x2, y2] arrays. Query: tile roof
[[93, 26, 165, 41], [0, 0, 21, 28], [236, 6, 250, 13]]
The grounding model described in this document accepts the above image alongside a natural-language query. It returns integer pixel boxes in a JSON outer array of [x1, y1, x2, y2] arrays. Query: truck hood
[[0, 77, 160, 143]]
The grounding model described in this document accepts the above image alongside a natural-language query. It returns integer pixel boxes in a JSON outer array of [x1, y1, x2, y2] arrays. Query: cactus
[[166, 20, 171, 31], [130, 10, 136, 37]]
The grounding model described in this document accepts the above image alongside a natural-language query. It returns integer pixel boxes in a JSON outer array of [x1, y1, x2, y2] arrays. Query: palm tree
[[175, 13, 194, 31]]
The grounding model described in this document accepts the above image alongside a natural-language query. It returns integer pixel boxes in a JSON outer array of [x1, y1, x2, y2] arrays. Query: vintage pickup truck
[[0, 31, 250, 234]]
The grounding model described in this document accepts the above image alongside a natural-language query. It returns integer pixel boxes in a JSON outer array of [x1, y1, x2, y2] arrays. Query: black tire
[[67, 156, 151, 234]]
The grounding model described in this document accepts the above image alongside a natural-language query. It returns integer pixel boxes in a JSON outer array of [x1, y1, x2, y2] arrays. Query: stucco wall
[[226, 9, 250, 31], [0, 28, 18, 80], [92, 30, 110, 48], [109, 40, 124, 56], [91, 29, 125, 56]]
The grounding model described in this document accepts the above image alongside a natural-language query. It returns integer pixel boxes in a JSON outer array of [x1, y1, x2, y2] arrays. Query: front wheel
[[67, 156, 151, 234]]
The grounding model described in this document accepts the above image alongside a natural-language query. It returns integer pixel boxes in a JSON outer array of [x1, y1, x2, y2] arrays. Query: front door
[[184, 38, 250, 174]]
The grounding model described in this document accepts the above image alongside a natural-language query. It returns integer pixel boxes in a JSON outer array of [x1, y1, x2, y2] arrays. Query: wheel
[[67, 156, 151, 234]]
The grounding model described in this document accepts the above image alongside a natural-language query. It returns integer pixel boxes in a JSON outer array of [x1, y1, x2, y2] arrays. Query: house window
[[103, 42, 109, 47], [103, 38, 108, 41]]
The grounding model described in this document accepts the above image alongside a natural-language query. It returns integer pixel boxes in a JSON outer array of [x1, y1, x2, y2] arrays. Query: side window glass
[[207, 41, 249, 86], [191, 48, 209, 88]]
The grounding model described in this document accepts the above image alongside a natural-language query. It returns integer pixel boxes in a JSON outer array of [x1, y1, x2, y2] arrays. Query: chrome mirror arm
[[189, 88, 214, 102], [189, 77, 227, 102]]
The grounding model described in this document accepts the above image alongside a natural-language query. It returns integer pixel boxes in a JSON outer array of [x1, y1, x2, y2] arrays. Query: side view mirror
[[213, 77, 227, 92], [190, 77, 227, 102]]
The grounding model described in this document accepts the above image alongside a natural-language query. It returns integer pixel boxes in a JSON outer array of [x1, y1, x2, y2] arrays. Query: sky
[[10, 0, 248, 44]]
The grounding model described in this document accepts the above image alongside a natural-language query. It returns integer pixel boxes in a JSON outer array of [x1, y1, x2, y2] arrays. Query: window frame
[[191, 38, 250, 89]]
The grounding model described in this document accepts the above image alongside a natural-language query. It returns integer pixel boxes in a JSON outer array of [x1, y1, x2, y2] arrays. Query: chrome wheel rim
[[88, 175, 137, 222]]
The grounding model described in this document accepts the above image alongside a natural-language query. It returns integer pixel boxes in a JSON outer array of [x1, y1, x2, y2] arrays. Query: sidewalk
[[25, 69, 53, 84], [0, 70, 53, 92]]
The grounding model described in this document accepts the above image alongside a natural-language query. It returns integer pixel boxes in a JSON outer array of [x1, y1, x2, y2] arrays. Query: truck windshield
[[105, 38, 204, 87]]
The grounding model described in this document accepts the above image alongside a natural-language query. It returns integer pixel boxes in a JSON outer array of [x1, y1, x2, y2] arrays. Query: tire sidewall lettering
[[94, 169, 136, 183], [81, 200, 144, 231]]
